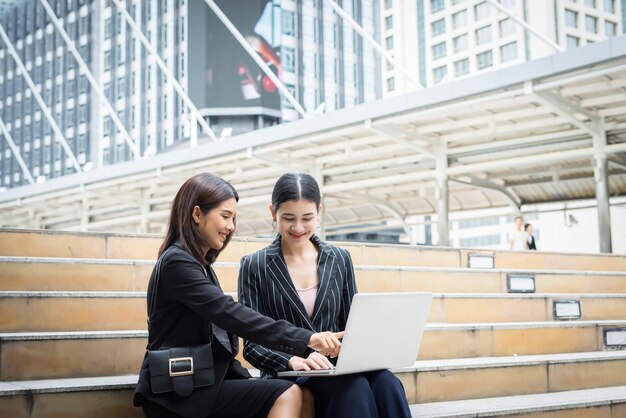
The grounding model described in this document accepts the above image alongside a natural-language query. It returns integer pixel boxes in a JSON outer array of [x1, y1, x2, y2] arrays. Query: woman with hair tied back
[[238, 172, 412, 418], [133, 173, 343, 418]]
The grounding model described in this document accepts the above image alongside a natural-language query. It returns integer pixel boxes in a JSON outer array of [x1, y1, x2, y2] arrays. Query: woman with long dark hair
[[134, 173, 342, 418], [238, 173, 412, 418]]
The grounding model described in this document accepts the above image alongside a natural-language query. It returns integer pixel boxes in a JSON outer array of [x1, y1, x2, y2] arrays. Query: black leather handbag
[[147, 250, 215, 398]]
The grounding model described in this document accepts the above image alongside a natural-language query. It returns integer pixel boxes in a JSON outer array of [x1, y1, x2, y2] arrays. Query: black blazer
[[528, 235, 537, 250], [238, 235, 357, 378], [134, 243, 313, 418]]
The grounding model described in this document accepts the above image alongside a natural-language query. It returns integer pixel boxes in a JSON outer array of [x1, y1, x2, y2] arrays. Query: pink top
[[296, 284, 319, 318]]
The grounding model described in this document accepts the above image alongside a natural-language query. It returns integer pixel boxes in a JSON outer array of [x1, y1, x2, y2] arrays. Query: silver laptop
[[277, 292, 432, 377]]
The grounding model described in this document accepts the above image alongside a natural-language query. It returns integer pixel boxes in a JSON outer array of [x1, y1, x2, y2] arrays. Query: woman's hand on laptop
[[308, 331, 344, 358], [288, 352, 334, 371]]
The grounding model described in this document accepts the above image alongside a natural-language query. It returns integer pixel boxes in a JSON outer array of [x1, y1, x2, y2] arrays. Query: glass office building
[[0, 0, 381, 189]]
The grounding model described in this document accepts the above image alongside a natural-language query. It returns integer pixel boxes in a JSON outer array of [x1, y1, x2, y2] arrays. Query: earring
[[317, 220, 321, 229], [272, 220, 277, 229]]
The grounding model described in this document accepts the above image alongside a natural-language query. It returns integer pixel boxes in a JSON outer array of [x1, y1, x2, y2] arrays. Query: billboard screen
[[188, 0, 282, 113]]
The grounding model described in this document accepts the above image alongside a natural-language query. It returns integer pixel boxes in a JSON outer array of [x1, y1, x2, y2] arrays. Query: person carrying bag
[[133, 173, 343, 418]]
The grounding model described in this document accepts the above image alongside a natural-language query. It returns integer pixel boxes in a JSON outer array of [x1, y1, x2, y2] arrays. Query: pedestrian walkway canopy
[[1, 36, 625, 249]]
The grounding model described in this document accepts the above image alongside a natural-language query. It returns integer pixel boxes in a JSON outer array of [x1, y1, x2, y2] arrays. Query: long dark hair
[[159, 173, 239, 265], [271, 172, 321, 211]]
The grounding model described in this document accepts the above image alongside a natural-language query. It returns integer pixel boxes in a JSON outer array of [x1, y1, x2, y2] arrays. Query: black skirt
[[142, 378, 294, 418]]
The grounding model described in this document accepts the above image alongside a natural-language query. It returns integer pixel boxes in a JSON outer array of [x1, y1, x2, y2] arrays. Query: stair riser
[[0, 390, 142, 418], [3, 261, 626, 294], [3, 296, 626, 332], [399, 359, 626, 403], [2, 391, 626, 418], [0, 339, 147, 381], [1, 335, 621, 383], [4, 231, 626, 271]]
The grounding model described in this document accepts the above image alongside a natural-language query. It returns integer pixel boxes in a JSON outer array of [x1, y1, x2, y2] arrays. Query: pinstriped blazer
[[238, 234, 357, 378]]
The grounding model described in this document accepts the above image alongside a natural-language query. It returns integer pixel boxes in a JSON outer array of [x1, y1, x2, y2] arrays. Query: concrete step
[[0, 375, 141, 418], [3, 291, 626, 332], [0, 331, 147, 381], [410, 385, 626, 417], [2, 352, 626, 417], [2, 256, 626, 294], [2, 323, 625, 380], [3, 229, 626, 271], [398, 351, 626, 403]]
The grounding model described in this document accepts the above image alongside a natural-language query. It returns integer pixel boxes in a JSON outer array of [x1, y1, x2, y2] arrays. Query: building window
[[385, 15, 393, 30], [386, 76, 395, 91], [604, 0, 615, 13], [474, 2, 490, 20], [585, 0, 596, 6], [499, 18, 516, 36], [565, 9, 578, 28], [283, 10, 295, 36], [432, 18, 445, 36], [385, 0, 392, 9], [453, 34, 468, 52], [117, 77, 125, 100], [452, 10, 468, 29], [431, 0, 444, 13], [475, 25, 492, 45], [104, 82, 111, 101], [476, 50, 493, 69], [283, 47, 295, 72], [605, 21, 617, 36], [79, 104, 87, 123], [500, 41, 517, 62], [432, 42, 446, 59], [454, 58, 469, 76], [385, 36, 394, 50], [433, 65, 447, 83], [566, 35, 579, 49], [499, 0, 516, 9], [104, 49, 111, 71], [180, 16, 185, 42], [585, 15, 597, 33], [104, 17, 111, 39], [117, 44, 125, 64]]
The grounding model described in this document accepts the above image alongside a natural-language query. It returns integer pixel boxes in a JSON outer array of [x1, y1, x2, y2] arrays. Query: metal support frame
[[435, 142, 449, 246], [485, 0, 565, 53], [204, 0, 309, 119], [38, 0, 139, 158], [246, 147, 316, 172], [0, 116, 35, 184], [324, 0, 424, 90], [532, 89, 599, 137], [592, 119, 612, 253], [365, 120, 436, 159], [0, 23, 82, 173], [451, 174, 521, 215], [109, 0, 218, 145], [327, 192, 415, 245]]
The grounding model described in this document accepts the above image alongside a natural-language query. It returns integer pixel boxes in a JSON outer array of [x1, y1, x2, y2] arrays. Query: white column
[[435, 142, 449, 246], [592, 120, 612, 253]]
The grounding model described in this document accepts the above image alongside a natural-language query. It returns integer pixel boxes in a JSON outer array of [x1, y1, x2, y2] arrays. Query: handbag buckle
[[169, 357, 194, 377]]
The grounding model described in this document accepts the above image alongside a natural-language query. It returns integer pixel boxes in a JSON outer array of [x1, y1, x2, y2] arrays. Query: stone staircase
[[1, 229, 626, 417]]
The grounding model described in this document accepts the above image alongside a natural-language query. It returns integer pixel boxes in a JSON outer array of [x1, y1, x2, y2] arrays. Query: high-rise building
[[381, 0, 625, 96], [0, 0, 381, 190]]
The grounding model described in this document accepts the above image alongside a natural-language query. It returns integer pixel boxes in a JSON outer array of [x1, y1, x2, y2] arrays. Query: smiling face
[[193, 198, 237, 253], [271, 198, 319, 248]]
